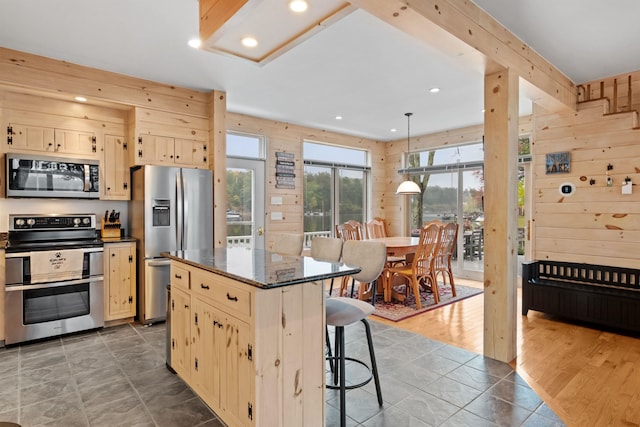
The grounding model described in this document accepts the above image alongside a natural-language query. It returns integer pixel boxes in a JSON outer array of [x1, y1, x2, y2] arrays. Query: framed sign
[[545, 151, 570, 174]]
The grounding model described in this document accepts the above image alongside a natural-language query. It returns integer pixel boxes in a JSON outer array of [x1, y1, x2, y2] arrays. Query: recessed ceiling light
[[241, 36, 258, 48], [75, 96, 87, 102], [335, 116, 343, 120], [289, 0, 308, 12], [390, 128, 397, 132], [188, 38, 201, 49], [429, 87, 440, 93]]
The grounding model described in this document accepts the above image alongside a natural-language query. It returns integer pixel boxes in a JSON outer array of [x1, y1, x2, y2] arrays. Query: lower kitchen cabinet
[[104, 241, 136, 321], [169, 259, 325, 427], [170, 286, 191, 381]]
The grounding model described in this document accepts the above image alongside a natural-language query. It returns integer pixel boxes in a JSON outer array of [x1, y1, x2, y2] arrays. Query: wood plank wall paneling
[[133, 107, 209, 140], [226, 112, 383, 248], [0, 48, 209, 117], [533, 78, 640, 269]]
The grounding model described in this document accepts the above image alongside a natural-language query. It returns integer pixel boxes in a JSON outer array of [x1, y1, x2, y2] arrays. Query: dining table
[[367, 236, 419, 303]]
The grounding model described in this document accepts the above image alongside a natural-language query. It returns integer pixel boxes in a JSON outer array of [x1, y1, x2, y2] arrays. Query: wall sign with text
[[275, 151, 295, 189]]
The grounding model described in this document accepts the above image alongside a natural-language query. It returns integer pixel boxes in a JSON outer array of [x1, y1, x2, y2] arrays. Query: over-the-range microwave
[[6, 153, 100, 199]]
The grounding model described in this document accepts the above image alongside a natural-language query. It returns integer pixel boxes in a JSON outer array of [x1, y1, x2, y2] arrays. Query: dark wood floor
[[373, 278, 640, 427]]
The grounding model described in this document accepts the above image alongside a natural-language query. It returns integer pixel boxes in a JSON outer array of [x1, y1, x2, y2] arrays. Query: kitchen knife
[[104, 210, 109, 223]]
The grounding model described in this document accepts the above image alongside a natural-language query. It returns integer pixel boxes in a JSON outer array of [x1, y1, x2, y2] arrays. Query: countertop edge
[[162, 250, 359, 290]]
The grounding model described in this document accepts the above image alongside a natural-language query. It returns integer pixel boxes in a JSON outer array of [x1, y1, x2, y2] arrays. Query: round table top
[[368, 236, 419, 248]]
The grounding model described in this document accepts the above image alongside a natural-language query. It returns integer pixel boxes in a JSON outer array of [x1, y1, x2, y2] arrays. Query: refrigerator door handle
[[176, 170, 184, 250], [182, 173, 189, 249], [148, 258, 171, 267]]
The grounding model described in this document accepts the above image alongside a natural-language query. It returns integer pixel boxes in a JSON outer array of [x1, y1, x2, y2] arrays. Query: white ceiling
[[0, 0, 639, 141]]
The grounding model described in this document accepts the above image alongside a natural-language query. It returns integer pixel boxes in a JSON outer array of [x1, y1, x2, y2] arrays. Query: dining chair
[[433, 222, 459, 297], [366, 218, 406, 268], [365, 218, 386, 239], [336, 221, 363, 294], [340, 220, 364, 241], [326, 240, 386, 427], [387, 222, 440, 308], [271, 232, 304, 256]]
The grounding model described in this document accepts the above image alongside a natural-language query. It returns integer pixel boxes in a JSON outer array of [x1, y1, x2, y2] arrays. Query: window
[[407, 142, 484, 276], [226, 132, 265, 159], [303, 141, 369, 240]]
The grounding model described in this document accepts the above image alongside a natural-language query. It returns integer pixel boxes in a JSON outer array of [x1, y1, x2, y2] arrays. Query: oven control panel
[[9, 214, 95, 230]]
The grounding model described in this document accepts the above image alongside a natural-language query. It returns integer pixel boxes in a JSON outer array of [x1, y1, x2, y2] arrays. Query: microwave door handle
[[83, 164, 90, 192], [176, 171, 184, 250]]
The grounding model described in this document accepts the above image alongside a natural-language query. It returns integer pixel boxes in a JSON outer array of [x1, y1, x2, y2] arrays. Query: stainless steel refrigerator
[[130, 165, 213, 324]]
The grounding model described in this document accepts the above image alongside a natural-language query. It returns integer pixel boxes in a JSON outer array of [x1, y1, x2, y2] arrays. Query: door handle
[[257, 227, 264, 236], [148, 259, 171, 267]]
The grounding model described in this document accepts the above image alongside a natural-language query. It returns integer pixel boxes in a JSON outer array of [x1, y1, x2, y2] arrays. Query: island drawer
[[192, 269, 251, 318], [171, 262, 191, 290]]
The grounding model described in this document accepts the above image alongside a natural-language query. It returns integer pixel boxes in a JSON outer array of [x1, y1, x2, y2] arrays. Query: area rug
[[371, 284, 483, 322]]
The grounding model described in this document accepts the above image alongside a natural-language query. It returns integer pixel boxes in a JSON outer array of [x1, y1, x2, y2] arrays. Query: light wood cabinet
[[104, 241, 136, 321], [135, 134, 207, 168], [7, 123, 97, 157], [169, 259, 326, 427], [171, 262, 253, 426], [103, 135, 130, 200], [170, 286, 191, 381]]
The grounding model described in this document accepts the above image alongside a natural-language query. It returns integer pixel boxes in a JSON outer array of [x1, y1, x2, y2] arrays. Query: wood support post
[[483, 68, 519, 363], [210, 90, 228, 248]]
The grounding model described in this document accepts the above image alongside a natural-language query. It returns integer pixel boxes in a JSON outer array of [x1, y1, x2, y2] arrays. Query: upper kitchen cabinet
[[135, 134, 207, 168], [1, 91, 129, 161], [103, 134, 130, 200], [130, 107, 210, 169], [7, 124, 97, 157]]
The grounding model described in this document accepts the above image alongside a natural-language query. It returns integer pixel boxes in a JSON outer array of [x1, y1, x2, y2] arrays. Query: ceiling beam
[[349, 0, 577, 112], [199, 0, 248, 41]]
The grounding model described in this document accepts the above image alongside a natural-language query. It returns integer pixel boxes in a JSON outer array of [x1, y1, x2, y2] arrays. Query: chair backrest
[[272, 233, 304, 256], [413, 223, 441, 269], [342, 240, 386, 284], [434, 223, 459, 267], [340, 220, 363, 241], [366, 218, 387, 239], [310, 237, 343, 262]]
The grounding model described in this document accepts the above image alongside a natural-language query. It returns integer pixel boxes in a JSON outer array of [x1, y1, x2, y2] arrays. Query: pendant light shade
[[396, 112, 421, 195]]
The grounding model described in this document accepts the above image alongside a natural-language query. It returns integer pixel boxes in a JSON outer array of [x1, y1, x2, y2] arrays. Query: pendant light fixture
[[396, 112, 422, 195]]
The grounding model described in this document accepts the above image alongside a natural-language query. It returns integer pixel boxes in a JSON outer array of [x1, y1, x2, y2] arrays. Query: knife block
[[101, 219, 122, 238]]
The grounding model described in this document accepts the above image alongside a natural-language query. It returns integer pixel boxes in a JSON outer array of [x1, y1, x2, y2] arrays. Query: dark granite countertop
[[162, 247, 360, 289]]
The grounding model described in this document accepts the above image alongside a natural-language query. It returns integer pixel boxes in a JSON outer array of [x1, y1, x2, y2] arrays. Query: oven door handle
[[5, 276, 104, 292], [5, 246, 104, 258]]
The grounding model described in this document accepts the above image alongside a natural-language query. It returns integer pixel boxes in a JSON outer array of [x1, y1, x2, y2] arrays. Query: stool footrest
[[325, 356, 373, 390]]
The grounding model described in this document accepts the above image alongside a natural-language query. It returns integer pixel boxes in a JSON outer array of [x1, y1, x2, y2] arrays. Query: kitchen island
[[162, 247, 360, 427]]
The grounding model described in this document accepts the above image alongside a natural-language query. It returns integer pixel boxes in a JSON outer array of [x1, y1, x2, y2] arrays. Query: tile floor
[[0, 320, 565, 427]]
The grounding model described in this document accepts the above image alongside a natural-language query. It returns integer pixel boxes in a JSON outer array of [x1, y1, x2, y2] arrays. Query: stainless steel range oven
[[4, 214, 104, 345]]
